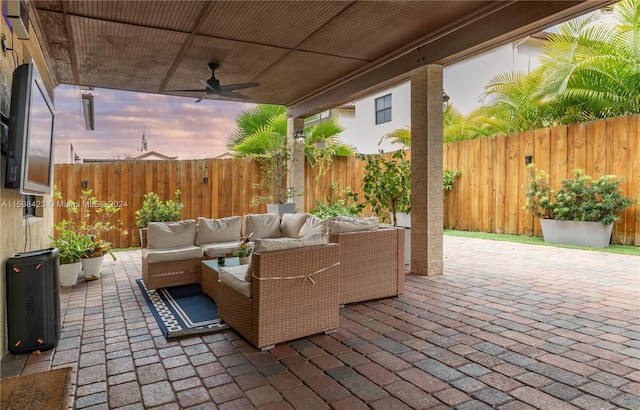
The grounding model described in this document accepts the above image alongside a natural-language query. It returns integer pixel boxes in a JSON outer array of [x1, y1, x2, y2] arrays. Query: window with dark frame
[[375, 94, 392, 125]]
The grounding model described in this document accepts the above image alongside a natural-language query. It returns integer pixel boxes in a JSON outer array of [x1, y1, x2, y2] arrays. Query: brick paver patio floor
[[2, 236, 639, 409]]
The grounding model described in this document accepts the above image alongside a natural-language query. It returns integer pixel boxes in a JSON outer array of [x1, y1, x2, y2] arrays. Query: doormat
[[136, 279, 229, 338], [0, 367, 72, 409]]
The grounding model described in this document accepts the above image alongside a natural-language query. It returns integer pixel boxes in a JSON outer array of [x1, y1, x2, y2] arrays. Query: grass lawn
[[444, 229, 640, 257]]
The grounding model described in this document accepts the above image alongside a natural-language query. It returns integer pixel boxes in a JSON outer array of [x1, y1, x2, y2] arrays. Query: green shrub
[[443, 169, 462, 195], [523, 164, 635, 225], [135, 190, 183, 228], [361, 150, 411, 226], [310, 183, 364, 220]]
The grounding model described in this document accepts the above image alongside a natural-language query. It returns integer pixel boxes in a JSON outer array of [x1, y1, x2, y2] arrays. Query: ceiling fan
[[172, 63, 259, 103]]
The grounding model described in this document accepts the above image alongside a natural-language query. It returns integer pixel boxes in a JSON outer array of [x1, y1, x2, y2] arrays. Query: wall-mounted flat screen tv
[[4, 59, 55, 195]]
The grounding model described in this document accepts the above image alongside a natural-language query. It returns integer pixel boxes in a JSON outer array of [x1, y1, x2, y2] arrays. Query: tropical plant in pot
[[54, 189, 125, 280], [523, 164, 635, 247], [361, 149, 412, 227], [135, 190, 183, 247], [232, 233, 253, 265], [50, 226, 92, 286], [226, 104, 294, 215]]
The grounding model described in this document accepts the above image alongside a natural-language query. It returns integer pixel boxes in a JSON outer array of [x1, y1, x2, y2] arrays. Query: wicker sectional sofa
[[140, 213, 405, 349]]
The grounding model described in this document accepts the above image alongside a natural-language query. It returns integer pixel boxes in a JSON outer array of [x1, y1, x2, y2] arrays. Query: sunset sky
[[53, 86, 253, 161]]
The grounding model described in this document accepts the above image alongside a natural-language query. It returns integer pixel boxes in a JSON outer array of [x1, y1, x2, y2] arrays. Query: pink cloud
[[54, 85, 254, 160]]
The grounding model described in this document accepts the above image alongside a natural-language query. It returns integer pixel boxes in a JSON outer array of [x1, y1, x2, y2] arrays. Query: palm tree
[[442, 0, 640, 140], [227, 104, 287, 157], [378, 127, 411, 147], [228, 104, 354, 164], [536, 0, 640, 121]]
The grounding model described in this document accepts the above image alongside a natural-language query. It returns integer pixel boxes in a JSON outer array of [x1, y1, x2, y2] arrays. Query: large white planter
[[59, 262, 82, 287], [266, 203, 296, 216], [540, 219, 614, 248], [82, 255, 105, 281]]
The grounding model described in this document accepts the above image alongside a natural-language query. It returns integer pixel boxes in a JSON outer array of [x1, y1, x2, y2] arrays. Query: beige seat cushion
[[244, 213, 281, 239], [298, 214, 329, 237], [219, 265, 252, 298], [147, 220, 197, 249], [142, 245, 203, 263], [280, 213, 309, 238], [253, 233, 327, 253], [196, 216, 241, 245], [200, 241, 240, 257], [327, 217, 379, 234]]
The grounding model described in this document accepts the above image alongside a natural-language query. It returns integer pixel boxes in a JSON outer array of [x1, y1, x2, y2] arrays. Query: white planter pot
[[392, 212, 411, 263], [540, 219, 614, 248], [395, 212, 411, 228], [239, 256, 251, 265], [82, 255, 105, 281], [59, 262, 82, 287], [266, 203, 296, 216]]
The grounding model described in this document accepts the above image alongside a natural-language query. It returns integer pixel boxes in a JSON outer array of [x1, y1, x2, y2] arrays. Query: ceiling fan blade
[[218, 82, 260, 92], [197, 79, 216, 91], [168, 88, 207, 93], [217, 90, 252, 100]]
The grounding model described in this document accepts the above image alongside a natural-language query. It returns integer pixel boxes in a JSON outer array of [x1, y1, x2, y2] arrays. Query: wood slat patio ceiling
[[30, 0, 615, 116]]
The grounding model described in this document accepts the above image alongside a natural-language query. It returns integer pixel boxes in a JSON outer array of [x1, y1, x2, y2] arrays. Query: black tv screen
[[4, 59, 55, 195]]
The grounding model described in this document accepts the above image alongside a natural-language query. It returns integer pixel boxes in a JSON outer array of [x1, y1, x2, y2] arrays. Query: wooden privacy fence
[[54, 114, 639, 248], [443, 114, 639, 246]]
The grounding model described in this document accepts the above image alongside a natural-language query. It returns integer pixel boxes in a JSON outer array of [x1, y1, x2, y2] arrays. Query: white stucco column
[[410, 65, 444, 275], [286, 115, 305, 212]]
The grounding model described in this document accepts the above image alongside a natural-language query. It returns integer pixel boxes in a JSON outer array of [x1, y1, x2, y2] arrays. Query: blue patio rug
[[136, 279, 228, 338]]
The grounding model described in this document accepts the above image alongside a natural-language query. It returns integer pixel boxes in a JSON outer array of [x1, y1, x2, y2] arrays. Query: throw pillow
[[195, 216, 241, 245], [244, 213, 282, 239], [280, 213, 309, 238], [298, 214, 329, 237], [147, 220, 197, 248]]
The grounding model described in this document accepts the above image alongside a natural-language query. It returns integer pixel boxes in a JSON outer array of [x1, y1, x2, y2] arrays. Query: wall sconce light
[[203, 176, 209, 184], [81, 180, 88, 189], [442, 90, 450, 112], [294, 126, 306, 145], [525, 155, 533, 165]]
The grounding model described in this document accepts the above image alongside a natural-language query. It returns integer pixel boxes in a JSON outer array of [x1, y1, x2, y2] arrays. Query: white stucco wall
[[1, 19, 56, 359]]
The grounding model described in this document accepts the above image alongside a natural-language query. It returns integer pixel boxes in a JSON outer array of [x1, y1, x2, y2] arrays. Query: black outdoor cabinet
[[5, 248, 61, 354]]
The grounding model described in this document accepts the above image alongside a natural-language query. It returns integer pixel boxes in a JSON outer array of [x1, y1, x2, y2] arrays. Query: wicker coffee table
[[201, 257, 239, 302]]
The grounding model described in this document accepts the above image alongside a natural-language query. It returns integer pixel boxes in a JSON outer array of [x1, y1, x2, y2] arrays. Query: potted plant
[[54, 189, 125, 280], [232, 233, 253, 265], [135, 190, 183, 247], [50, 227, 92, 286], [361, 149, 411, 227], [257, 148, 296, 216], [523, 164, 635, 247], [361, 149, 411, 261], [82, 239, 116, 281]]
